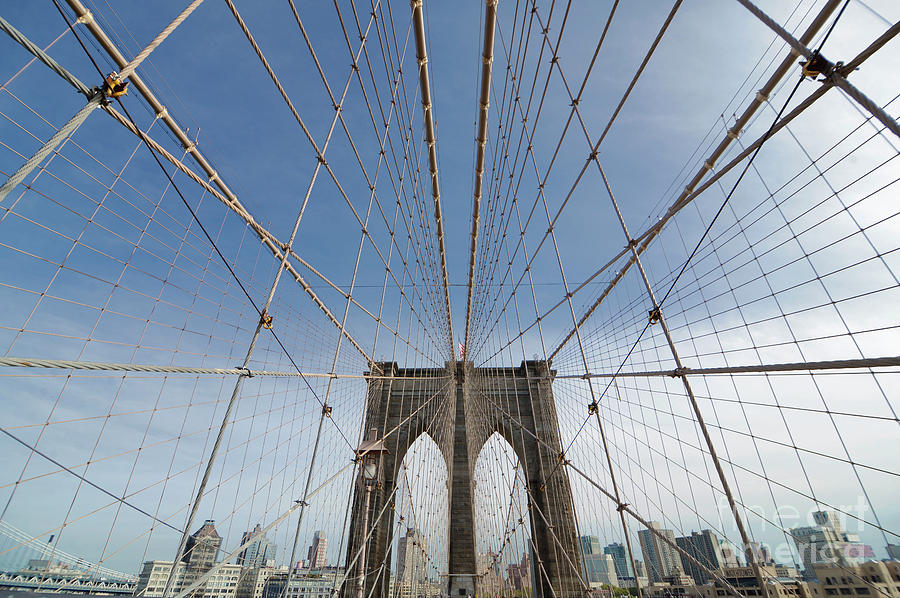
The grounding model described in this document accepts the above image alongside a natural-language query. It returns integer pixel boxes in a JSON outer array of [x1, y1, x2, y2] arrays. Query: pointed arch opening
[[473, 432, 533, 597], [392, 432, 449, 598]]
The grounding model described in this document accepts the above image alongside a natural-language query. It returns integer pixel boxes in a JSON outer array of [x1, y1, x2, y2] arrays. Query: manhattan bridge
[[0, 2, 899, 598]]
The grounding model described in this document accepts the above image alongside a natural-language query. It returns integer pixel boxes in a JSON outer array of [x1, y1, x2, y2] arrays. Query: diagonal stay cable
[[546, 0, 900, 361], [0, 427, 184, 534], [654, 0, 851, 317], [37, 17, 367, 581], [48, 0, 354, 450]]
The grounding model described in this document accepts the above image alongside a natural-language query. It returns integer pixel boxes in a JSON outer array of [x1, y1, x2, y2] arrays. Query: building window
[[839, 589, 852, 595], [854, 590, 869, 595]]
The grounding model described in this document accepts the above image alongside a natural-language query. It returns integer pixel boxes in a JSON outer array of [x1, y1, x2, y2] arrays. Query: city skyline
[[6, 511, 899, 598], [4, 509, 895, 582]]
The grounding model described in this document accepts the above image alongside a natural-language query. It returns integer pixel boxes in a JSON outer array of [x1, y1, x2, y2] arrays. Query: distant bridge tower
[[343, 361, 582, 598]]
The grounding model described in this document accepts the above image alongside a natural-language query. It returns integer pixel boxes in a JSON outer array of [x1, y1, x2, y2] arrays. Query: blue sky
[[1, 0, 900, 582]]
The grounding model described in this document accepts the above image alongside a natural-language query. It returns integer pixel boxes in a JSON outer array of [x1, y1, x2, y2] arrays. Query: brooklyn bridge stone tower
[[343, 360, 582, 598]]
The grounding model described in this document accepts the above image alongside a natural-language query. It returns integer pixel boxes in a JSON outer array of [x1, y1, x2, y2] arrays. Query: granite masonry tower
[[342, 361, 581, 598]]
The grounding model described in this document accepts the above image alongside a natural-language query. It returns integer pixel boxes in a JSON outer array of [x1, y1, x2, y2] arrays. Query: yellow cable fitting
[[800, 53, 834, 79], [261, 314, 274, 329], [588, 401, 598, 415], [102, 72, 129, 98], [648, 308, 661, 325]]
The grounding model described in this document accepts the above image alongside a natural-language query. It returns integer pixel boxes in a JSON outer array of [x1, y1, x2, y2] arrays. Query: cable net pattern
[[0, 1, 898, 598]]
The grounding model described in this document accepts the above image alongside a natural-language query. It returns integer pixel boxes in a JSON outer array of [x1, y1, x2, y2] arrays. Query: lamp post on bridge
[[355, 428, 388, 598]]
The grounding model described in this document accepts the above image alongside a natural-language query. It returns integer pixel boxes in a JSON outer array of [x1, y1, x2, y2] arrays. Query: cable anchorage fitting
[[101, 71, 129, 100], [322, 404, 333, 418], [587, 401, 598, 415], [260, 313, 274, 330], [616, 502, 630, 513], [670, 367, 687, 378], [800, 52, 835, 80], [236, 366, 253, 378], [648, 307, 661, 325]]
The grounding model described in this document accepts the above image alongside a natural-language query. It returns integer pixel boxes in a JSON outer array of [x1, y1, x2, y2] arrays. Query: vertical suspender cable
[[411, 0, 454, 359], [464, 0, 498, 357]]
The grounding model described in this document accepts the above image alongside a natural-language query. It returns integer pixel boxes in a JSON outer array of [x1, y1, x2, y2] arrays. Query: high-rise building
[[396, 528, 427, 598], [507, 551, 532, 591], [603, 543, 634, 579], [184, 520, 222, 571], [135, 560, 241, 598], [238, 524, 277, 568], [674, 530, 723, 584], [135, 520, 234, 598], [749, 541, 775, 565], [719, 542, 742, 568], [237, 566, 287, 598], [580, 536, 618, 587], [618, 559, 649, 590], [887, 544, 900, 560], [580, 535, 602, 556], [638, 522, 680, 583], [791, 510, 867, 574], [262, 569, 346, 598], [397, 529, 427, 582], [812, 511, 843, 531], [306, 531, 327, 569], [583, 553, 619, 587]]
